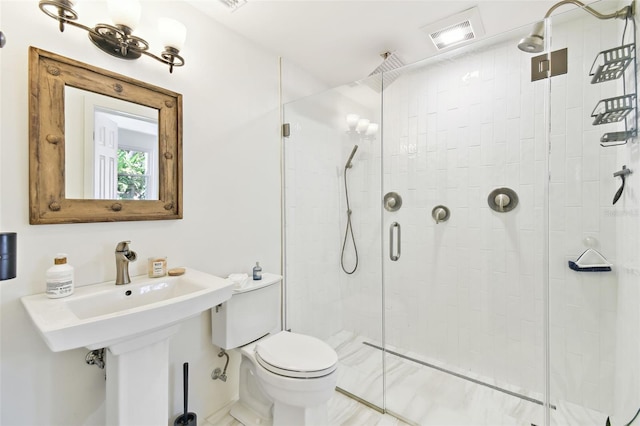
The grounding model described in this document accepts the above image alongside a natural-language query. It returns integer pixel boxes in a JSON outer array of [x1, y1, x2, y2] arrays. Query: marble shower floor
[[327, 330, 611, 426]]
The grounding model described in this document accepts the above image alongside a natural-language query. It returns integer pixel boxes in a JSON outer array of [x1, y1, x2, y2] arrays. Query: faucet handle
[[115, 240, 131, 252]]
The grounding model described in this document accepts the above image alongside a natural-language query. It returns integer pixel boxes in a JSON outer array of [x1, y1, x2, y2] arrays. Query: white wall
[[0, 1, 322, 425]]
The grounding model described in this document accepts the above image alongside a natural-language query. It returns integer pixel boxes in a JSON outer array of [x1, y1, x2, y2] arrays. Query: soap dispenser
[[253, 262, 262, 280]]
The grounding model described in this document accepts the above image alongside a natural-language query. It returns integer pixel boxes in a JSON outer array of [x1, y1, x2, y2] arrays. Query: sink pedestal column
[[105, 325, 180, 426]]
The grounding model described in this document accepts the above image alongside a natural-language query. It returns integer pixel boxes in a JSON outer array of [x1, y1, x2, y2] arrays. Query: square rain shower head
[[364, 51, 405, 92]]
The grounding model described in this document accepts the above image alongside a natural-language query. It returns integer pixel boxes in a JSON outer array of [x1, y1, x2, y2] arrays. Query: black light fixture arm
[[38, 0, 185, 73]]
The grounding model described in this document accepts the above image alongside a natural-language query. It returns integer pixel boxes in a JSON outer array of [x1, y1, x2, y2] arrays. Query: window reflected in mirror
[[64, 87, 159, 200]]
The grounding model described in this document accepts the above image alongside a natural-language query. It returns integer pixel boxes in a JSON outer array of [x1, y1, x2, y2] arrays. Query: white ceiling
[[185, 0, 613, 88]]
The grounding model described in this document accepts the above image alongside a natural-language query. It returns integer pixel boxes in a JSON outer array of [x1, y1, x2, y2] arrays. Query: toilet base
[[229, 399, 272, 426], [228, 398, 330, 426], [273, 401, 328, 426]]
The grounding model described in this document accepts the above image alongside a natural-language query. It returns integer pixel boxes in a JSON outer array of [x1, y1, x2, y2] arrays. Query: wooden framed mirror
[[29, 47, 182, 224]]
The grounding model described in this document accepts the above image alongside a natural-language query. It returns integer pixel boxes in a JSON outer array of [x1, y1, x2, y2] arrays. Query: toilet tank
[[211, 273, 282, 349]]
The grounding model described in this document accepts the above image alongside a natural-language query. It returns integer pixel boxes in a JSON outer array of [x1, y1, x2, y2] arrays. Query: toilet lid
[[255, 332, 338, 379]]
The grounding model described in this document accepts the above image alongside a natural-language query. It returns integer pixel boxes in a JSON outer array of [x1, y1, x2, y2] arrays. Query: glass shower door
[[380, 23, 547, 424], [282, 75, 385, 409], [547, 3, 640, 425]]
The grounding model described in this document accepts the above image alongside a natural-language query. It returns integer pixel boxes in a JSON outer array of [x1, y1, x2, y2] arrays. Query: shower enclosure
[[284, 1, 640, 424]]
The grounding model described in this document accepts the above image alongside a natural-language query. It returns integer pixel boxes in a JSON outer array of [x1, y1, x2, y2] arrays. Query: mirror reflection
[[64, 87, 159, 200]]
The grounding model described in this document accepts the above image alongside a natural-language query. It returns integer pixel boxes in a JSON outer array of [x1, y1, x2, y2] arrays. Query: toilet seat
[[255, 332, 337, 379]]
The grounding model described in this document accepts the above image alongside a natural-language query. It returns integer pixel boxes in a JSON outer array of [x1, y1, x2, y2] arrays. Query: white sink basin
[[21, 268, 232, 352]]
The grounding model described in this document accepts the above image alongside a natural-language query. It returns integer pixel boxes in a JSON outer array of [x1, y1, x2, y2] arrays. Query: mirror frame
[[29, 46, 183, 224]]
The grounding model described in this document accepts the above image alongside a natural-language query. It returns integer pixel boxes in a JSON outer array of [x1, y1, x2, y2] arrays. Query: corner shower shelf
[[589, 42, 638, 147], [589, 44, 635, 84]]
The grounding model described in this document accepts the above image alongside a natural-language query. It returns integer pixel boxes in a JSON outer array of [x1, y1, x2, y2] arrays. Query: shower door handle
[[389, 222, 401, 261]]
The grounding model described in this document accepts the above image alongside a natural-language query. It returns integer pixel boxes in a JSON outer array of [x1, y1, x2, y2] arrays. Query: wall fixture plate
[[531, 48, 568, 82], [488, 188, 519, 213], [383, 192, 402, 212]]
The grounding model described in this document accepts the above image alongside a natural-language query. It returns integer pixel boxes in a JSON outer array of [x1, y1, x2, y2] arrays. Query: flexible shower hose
[[340, 167, 358, 274]]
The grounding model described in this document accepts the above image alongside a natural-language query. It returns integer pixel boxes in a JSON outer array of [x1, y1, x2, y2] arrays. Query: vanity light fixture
[[346, 114, 378, 140], [38, 0, 186, 73]]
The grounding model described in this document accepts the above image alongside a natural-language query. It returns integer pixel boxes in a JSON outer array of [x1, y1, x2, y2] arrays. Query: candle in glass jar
[[148, 257, 167, 278]]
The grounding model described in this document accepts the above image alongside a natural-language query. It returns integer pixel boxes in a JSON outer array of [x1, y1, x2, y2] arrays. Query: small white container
[[46, 254, 74, 299]]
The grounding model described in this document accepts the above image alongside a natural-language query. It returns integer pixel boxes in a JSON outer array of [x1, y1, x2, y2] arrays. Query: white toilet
[[211, 273, 338, 426]]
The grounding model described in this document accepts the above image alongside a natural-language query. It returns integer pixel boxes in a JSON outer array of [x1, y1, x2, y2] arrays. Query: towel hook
[[613, 165, 632, 205]]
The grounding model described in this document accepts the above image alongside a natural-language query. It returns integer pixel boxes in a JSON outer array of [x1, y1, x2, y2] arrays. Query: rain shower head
[[363, 51, 405, 92], [345, 145, 359, 169], [518, 0, 632, 53]]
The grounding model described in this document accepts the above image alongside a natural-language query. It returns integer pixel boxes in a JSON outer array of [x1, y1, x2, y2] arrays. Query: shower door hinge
[[531, 48, 568, 82], [282, 123, 290, 138]]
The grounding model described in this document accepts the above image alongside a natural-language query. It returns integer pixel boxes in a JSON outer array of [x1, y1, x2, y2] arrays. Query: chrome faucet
[[115, 241, 137, 285]]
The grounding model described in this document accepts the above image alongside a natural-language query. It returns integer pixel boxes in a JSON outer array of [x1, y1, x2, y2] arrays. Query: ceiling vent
[[421, 7, 485, 51], [219, 0, 247, 11]]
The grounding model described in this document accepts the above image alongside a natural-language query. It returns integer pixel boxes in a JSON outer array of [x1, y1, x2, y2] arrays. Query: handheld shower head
[[345, 145, 359, 169]]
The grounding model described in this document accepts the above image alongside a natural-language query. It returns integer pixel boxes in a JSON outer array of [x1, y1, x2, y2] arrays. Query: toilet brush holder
[[174, 362, 197, 426]]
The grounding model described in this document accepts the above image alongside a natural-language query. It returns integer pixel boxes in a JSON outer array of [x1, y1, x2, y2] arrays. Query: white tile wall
[[378, 39, 548, 397], [285, 2, 639, 419], [284, 86, 382, 344], [546, 8, 631, 415], [612, 1, 640, 422]]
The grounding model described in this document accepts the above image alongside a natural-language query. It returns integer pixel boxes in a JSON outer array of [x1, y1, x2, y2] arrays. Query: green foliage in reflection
[[117, 149, 148, 200]]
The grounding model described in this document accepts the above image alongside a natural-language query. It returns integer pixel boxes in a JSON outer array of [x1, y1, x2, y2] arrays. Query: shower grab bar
[[389, 222, 401, 261]]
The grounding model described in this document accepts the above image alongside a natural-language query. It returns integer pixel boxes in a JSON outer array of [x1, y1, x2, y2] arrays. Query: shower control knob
[[383, 192, 402, 212], [494, 193, 511, 211], [431, 205, 450, 224], [488, 188, 518, 213]]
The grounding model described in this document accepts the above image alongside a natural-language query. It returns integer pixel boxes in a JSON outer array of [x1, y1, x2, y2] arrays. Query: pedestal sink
[[22, 268, 233, 426]]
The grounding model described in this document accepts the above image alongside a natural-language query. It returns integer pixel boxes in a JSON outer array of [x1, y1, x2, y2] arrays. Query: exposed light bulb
[[108, 0, 141, 30], [356, 118, 370, 133], [365, 122, 379, 136], [158, 18, 187, 51], [346, 113, 360, 131]]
